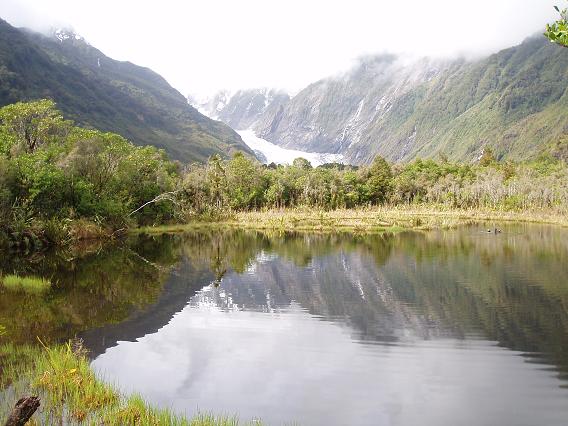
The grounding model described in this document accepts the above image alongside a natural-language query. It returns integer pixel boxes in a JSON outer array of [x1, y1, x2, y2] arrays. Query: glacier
[[238, 130, 344, 167]]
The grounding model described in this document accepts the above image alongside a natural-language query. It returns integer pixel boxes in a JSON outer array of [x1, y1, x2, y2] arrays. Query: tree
[[479, 147, 496, 166], [545, 3, 568, 47], [225, 152, 266, 210], [364, 156, 393, 204], [207, 154, 227, 209], [0, 99, 70, 154], [62, 130, 130, 193], [292, 157, 312, 170]]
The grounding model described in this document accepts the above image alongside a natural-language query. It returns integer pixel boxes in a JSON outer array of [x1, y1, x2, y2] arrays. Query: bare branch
[[128, 190, 181, 217]]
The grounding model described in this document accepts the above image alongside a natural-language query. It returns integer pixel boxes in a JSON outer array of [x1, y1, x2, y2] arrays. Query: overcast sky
[[1, 0, 560, 97]]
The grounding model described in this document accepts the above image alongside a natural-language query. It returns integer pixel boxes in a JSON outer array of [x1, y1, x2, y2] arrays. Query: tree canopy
[[0, 100, 178, 249]]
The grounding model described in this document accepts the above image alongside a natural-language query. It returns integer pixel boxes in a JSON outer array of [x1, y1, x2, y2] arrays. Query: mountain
[[0, 19, 253, 163], [192, 88, 290, 131], [190, 89, 233, 119], [211, 36, 568, 164]]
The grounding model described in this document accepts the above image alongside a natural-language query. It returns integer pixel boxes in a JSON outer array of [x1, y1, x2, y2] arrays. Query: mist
[[0, 0, 560, 97]]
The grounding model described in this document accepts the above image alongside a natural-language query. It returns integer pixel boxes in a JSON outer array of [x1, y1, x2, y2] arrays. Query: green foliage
[[0, 99, 70, 155], [179, 152, 568, 214], [292, 157, 312, 170], [225, 153, 266, 210], [363, 156, 393, 204], [0, 100, 178, 247], [2, 274, 51, 293], [545, 3, 568, 47]]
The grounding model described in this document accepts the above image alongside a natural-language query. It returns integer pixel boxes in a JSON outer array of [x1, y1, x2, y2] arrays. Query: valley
[[1, 3, 568, 425], [199, 37, 568, 165]]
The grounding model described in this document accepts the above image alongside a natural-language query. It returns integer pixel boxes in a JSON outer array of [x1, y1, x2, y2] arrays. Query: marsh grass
[[134, 205, 568, 236], [0, 341, 262, 425], [2, 275, 51, 294]]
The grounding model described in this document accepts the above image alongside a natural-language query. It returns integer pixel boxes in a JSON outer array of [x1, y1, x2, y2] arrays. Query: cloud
[[1, 0, 69, 33], [0, 0, 560, 96]]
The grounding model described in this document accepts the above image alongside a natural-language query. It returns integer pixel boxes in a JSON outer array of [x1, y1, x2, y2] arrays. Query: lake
[[2, 224, 568, 425]]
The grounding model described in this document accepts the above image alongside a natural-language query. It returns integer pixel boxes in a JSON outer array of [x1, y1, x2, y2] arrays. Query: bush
[[0, 100, 179, 245]]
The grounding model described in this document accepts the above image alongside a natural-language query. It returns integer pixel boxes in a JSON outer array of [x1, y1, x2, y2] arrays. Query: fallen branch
[[128, 191, 181, 217], [4, 396, 40, 426]]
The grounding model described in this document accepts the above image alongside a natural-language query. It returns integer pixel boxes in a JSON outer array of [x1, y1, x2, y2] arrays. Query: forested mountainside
[[0, 19, 253, 163], [206, 36, 568, 164]]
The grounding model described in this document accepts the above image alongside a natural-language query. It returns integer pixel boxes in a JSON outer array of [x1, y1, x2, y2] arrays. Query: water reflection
[[0, 238, 180, 344], [90, 225, 568, 425], [2, 225, 568, 425]]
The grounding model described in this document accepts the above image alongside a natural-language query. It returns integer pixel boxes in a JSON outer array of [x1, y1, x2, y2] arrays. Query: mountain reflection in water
[[90, 226, 568, 425], [3, 225, 568, 425]]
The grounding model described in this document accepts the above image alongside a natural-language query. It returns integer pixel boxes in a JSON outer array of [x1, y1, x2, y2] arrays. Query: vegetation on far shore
[[1, 100, 567, 250], [136, 206, 568, 235], [0, 340, 260, 425]]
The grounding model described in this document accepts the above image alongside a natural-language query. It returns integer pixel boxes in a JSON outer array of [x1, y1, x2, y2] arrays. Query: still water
[[2, 224, 568, 425]]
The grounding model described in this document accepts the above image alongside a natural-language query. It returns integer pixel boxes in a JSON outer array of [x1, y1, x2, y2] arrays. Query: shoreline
[[0, 342, 255, 425], [3, 207, 566, 254], [134, 206, 568, 235]]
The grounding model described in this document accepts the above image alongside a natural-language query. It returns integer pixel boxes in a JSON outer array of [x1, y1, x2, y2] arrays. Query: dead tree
[[4, 396, 40, 426]]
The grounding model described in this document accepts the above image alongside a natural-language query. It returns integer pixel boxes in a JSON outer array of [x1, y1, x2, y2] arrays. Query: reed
[[135, 205, 568, 235], [2, 275, 51, 294], [0, 341, 261, 425]]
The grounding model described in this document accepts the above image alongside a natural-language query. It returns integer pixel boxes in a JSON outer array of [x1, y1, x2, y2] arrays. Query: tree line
[[179, 143, 568, 216], [1, 100, 567, 249]]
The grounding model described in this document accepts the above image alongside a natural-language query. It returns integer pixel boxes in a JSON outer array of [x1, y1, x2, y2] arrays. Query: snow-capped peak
[[188, 89, 234, 118], [52, 28, 83, 43]]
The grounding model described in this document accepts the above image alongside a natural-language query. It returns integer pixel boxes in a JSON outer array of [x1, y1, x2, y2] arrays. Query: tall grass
[[2, 275, 51, 294], [136, 205, 568, 236], [0, 341, 261, 425]]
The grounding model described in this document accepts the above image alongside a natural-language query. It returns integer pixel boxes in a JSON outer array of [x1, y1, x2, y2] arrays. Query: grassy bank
[[0, 341, 260, 426], [135, 206, 568, 235], [2, 275, 51, 294]]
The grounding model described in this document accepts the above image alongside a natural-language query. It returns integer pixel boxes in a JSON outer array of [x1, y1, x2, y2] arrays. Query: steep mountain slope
[[225, 36, 567, 164], [193, 88, 290, 130], [0, 19, 253, 163]]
